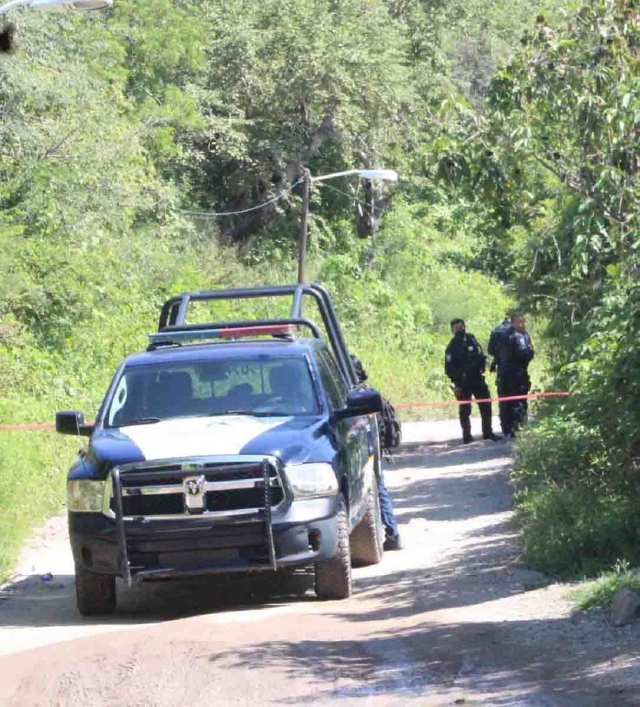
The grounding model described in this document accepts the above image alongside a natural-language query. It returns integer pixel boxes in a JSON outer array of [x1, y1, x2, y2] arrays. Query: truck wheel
[[75, 566, 116, 616], [314, 497, 352, 600], [350, 475, 384, 567]]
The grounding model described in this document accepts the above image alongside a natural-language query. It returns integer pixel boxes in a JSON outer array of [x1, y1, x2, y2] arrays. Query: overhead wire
[[0, 173, 391, 227], [168, 175, 391, 220], [170, 178, 304, 219]]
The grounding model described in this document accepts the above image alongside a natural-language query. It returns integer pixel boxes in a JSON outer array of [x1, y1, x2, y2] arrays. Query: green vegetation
[[446, 2, 640, 577], [3, 0, 636, 582], [573, 561, 640, 612], [0, 433, 76, 579]]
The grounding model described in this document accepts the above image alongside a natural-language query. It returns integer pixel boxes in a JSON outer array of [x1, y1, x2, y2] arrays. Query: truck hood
[[91, 415, 331, 468]]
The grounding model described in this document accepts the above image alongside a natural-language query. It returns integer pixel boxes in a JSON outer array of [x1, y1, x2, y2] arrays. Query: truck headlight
[[67, 479, 105, 513], [284, 463, 339, 499]]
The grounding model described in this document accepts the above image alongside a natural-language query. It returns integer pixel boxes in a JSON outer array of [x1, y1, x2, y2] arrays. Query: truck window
[[104, 355, 319, 426], [315, 351, 347, 409], [319, 350, 348, 404]]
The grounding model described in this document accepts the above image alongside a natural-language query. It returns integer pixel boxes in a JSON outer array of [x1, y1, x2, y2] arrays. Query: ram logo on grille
[[183, 474, 206, 512]]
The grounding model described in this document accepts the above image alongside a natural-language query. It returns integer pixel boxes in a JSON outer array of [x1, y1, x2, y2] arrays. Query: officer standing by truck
[[445, 319, 500, 444], [501, 313, 535, 437], [350, 354, 403, 551]]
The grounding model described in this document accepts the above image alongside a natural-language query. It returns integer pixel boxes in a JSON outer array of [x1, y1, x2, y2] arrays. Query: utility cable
[[0, 174, 389, 226], [170, 178, 303, 219], [169, 176, 389, 220]]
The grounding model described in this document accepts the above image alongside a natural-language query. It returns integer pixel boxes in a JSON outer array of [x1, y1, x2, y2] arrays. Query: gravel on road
[[0, 419, 638, 706]]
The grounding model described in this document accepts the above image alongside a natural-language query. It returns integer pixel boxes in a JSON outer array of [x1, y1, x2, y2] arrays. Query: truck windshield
[[105, 355, 319, 428]]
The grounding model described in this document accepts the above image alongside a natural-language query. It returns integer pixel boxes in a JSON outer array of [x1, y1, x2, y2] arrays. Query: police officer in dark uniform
[[501, 313, 535, 436], [350, 354, 403, 551], [445, 319, 500, 443], [488, 315, 512, 435]]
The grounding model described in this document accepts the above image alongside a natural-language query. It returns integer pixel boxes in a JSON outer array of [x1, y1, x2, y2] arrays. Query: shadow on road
[[0, 569, 315, 628], [343, 529, 523, 623], [1, 437, 516, 628], [387, 437, 513, 526], [208, 616, 639, 706], [3, 434, 639, 707], [387, 438, 512, 471]]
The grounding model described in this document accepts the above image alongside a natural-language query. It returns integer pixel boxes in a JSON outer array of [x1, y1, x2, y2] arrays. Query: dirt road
[[1, 420, 638, 706]]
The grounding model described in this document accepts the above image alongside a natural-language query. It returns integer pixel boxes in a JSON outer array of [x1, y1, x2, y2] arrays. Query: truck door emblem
[[183, 475, 206, 512]]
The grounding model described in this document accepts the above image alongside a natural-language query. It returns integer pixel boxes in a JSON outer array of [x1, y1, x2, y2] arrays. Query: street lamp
[[0, 0, 112, 51], [0, 0, 112, 15], [297, 168, 398, 284]]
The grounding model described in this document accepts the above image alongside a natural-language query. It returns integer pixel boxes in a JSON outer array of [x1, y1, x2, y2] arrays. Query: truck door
[[316, 350, 370, 527]]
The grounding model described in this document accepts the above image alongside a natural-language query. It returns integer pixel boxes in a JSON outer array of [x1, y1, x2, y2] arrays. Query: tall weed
[[0, 433, 77, 580], [513, 310, 640, 577]]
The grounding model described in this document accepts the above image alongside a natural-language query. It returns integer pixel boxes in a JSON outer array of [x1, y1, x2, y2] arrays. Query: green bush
[[513, 328, 640, 577], [573, 560, 640, 612], [514, 478, 637, 577], [0, 432, 77, 580]]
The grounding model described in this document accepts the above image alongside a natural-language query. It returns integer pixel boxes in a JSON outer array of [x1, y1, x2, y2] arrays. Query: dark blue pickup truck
[[57, 284, 385, 615]]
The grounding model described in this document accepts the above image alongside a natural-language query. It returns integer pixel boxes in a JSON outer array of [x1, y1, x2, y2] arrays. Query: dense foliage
[[441, 0, 640, 575], [1, 0, 559, 420]]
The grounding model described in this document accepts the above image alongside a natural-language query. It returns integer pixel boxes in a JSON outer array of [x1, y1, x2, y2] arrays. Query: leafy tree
[[453, 0, 640, 574]]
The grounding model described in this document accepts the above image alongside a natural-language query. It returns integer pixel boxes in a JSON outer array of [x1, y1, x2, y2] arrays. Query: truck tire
[[350, 475, 384, 567], [75, 566, 116, 616], [314, 497, 352, 600]]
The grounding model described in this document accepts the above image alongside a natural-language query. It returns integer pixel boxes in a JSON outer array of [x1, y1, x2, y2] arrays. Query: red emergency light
[[148, 324, 296, 346], [216, 324, 295, 339]]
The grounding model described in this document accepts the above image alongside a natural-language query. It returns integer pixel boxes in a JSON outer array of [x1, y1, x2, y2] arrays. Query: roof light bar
[[218, 324, 295, 339], [148, 324, 296, 346]]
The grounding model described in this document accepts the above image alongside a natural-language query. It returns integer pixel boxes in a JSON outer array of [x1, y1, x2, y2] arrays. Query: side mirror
[[56, 411, 94, 437], [336, 389, 382, 419]]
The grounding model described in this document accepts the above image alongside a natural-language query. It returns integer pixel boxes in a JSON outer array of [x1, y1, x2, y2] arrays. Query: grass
[[573, 560, 640, 612], [0, 432, 77, 582]]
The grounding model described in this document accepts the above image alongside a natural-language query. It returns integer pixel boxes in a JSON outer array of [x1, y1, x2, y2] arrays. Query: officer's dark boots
[[479, 404, 500, 441], [482, 422, 502, 441], [383, 534, 404, 551], [462, 419, 473, 444], [499, 406, 509, 436]]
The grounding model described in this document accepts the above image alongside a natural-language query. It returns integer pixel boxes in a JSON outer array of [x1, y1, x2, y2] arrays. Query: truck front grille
[[110, 459, 283, 519]]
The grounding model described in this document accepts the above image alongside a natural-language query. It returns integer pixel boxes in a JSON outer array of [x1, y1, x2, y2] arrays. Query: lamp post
[[0, 0, 112, 50], [0, 0, 112, 16], [0, 0, 113, 49], [297, 167, 398, 284]]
